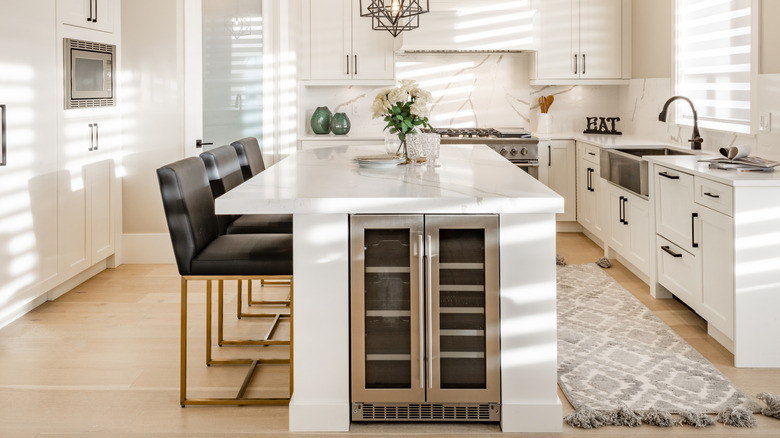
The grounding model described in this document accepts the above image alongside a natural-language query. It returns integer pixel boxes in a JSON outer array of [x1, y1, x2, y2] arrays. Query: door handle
[[574, 54, 578, 75], [691, 213, 699, 248], [195, 139, 213, 148], [354, 55, 358, 76], [346, 55, 349, 75], [417, 234, 424, 389], [426, 234, 433, 389], [658, 171, 680, 180], [661, 245, 683, 258], [582, 54, 585, 74]]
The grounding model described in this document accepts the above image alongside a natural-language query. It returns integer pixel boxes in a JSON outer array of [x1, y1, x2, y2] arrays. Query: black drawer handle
[[661, 246, 683, 258], [659, 171, 680, 180], [691, 213, 699, 248], [588, 151, 596, 156], [704, 192, 720, 199]]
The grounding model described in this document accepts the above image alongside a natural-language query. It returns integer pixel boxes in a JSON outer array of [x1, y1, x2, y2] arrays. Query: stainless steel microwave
[[64, 38, 115, 109]]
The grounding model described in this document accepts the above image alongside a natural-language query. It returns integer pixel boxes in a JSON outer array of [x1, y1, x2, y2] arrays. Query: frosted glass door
[[426, 215, 500, 403], [351, 215, 425, 403]]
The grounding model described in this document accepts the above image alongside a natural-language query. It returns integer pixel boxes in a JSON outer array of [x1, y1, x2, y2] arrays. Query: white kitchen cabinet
[[58, 112, 117, 279], [654, 166, 696, 251], [539, 140, 576, 221], [607, 183, 649, 274], [652, 164, 735, 343], [0, 0, 60, 325], [308, 0, 395, 82], [698, 207, 734, 340], [533, 0, 628, 83], [58, 0, 117, 33], [576, 142, 607, 239]]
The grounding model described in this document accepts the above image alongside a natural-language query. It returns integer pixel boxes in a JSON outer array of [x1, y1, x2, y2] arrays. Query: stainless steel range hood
[[396, 5, 536, 53]]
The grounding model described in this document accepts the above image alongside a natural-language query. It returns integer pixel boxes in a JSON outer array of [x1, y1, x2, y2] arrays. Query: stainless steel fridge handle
[[426, 234, 433, 389], [417, 234, 424, 389]]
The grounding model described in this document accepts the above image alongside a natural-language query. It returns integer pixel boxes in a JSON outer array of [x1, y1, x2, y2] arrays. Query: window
[[675, 0, 752, 133]]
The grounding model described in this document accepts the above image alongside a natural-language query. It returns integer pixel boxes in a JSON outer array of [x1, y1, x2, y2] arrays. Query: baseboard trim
[[556, 221, 583, 233], [122, 233, 175, 264], [48, 261, 107, 301], [500, 400, 563, 433]]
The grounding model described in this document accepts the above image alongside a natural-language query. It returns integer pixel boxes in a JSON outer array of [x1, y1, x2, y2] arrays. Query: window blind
[[676, 0, 751, 133]]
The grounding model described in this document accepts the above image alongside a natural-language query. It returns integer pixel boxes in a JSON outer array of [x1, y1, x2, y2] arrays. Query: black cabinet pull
[[1, 104, 6, 166], [354, 55, 358, 75], [88, 123, 95, 151], [574, 54, 578, 74], [622, 196, 628, 225], [586, 168, 593, 192], [548, 145, 551, 166], [93, 0, 98, 22], [658, 171, 680, 180], [582, 53, 586, 74], [618, 196, 626, 224], [93, 123, 99, 150], [661, 246, 683, 258], [196, 139, 213, 148], [691, 212, 699, 248], [704, 192, 720, 198], [87, 0, 92, 21], [346, 55, 349, 75], [588, 151, 596, 156]]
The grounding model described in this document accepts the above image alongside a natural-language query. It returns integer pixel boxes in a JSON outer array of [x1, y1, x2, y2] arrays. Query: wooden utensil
[[545, 95, 554, 112], [538, 96, 547, 113]]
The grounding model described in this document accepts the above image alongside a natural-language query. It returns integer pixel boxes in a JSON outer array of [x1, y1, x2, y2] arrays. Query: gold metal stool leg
[[180, 276, 293, 407]]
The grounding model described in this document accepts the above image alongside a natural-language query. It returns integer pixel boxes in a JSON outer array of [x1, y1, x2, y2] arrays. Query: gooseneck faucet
[[658, 96, 703, 150]]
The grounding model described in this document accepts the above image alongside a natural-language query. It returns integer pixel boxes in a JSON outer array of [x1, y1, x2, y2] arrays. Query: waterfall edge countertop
[[215, 143, 563, 215]]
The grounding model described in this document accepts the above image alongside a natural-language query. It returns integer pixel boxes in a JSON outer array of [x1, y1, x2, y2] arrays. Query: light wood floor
[[1, 233, 778, 437]]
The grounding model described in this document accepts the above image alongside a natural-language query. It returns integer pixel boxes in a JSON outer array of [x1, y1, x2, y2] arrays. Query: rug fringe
[[756, 392, 780, 419], [675, 411, 715, 428], [716, 407, 757, 427], [642, 408, 677, 427], [565, 406, 762, 429]]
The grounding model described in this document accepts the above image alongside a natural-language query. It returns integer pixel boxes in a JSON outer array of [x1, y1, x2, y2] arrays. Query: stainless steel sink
[[600, 147, 694, 197]]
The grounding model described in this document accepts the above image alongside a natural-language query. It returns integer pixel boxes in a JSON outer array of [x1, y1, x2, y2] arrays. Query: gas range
[[428, 128, 539, 176]]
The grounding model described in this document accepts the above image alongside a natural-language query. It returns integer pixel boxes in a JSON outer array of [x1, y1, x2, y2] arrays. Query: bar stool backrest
[[230, 137, 266, 181], [200, 145, 245, 234], [156, 157, 219, 275]]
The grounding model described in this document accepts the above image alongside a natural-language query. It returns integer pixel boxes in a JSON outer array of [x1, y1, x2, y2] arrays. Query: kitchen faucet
[[658, 96, 703, 150]]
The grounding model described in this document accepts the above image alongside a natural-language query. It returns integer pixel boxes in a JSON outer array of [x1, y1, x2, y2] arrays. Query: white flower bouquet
[[371, 80, 433, 151]]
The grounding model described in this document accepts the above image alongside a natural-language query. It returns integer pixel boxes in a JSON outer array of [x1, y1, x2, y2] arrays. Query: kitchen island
[[215, 144, 564, 432]]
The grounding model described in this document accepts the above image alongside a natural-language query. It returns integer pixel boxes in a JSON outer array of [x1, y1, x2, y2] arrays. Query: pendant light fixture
[[359, 0, 430, 37]]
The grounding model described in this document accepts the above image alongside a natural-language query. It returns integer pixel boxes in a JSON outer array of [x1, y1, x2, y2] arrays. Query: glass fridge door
[[425, 215, 500, 403], [351, 215, 425, 403]]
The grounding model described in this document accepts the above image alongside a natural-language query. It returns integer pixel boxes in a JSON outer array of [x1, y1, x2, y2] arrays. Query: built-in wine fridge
[[350, 214, 500, 422]]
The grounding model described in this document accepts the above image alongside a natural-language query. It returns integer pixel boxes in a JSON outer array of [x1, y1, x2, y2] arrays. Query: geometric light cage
[[359, 0, 430, 37]]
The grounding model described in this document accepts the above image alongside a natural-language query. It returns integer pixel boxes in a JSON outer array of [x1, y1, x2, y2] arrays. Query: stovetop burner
[[431, 127, 532, 139]]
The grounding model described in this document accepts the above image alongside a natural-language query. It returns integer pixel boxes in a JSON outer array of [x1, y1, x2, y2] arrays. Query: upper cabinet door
[[309, 0, 352, 80], [58, 0, 116, 33], [579, 0, 622, 79], [535, 0, 578, 80], [350, 1, 395, 80]]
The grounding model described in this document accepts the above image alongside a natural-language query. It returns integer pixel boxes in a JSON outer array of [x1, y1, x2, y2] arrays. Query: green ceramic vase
[[310, 106, 332, 134], [330, 112, 351, 135]]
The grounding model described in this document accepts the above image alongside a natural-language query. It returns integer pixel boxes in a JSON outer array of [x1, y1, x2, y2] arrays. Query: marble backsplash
[[618, 76, 780, 161], [300, 53, 619, 137]]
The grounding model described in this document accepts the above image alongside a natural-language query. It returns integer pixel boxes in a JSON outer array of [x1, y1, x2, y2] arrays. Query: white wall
[[120, 0, 184, 263]]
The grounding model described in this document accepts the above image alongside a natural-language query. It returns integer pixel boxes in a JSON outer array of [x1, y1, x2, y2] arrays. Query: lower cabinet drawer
[[656, 235, 701, 310], [695, 177, 733, 217]]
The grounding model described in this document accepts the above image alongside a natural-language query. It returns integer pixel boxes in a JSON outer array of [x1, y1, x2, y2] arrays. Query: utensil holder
[[537, 113, 553, 134]]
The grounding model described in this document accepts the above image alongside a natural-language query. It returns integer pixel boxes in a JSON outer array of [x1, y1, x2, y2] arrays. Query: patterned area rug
[[557, 264, 760, 414]]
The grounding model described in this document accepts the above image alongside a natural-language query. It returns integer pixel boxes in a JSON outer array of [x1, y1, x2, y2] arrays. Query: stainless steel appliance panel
[[425, 215, 500, 403], [351, 215, 426, 403]]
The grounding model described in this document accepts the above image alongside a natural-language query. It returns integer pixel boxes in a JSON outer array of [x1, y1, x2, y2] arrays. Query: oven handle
[[513, 162, 540, 168]]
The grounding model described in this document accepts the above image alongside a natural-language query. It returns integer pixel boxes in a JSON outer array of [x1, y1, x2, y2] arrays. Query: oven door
[[512, 160, 539, 179]]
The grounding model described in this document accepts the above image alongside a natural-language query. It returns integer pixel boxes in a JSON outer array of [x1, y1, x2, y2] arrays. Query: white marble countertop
[[298, 134, 384, 141], [216, 144, 563, 215], [644, 155, 780, 187]]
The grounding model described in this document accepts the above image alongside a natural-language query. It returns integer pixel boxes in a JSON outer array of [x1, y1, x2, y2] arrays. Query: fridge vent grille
[[356, 403, 498, 421]]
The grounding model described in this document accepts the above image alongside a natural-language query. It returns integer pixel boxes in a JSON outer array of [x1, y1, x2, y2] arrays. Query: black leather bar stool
[[157, 157, 293, 406], [200, 145, 292, 322], [231, 136, 267, 180], [230, 138, 295, 304]]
